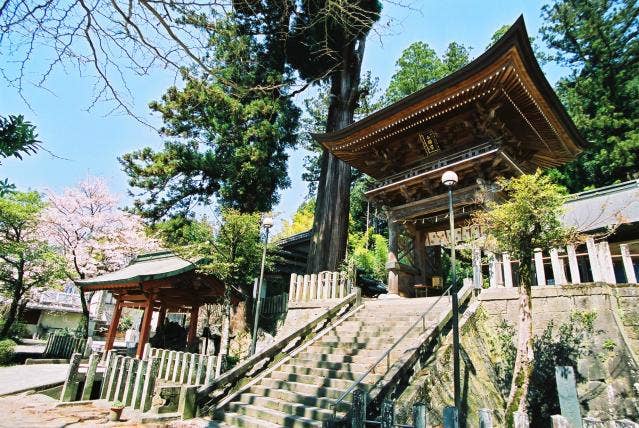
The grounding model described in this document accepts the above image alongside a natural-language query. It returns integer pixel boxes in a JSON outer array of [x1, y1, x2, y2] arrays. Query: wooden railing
[[473, 238, 638, 289], [43, 333, 89, 358], [146, 346, 216, 386], [288, 271, 351, 303]]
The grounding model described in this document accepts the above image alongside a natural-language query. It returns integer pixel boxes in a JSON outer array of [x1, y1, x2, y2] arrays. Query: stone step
[[249, 384, 350, 412], [289, 355, 372, 372], [329, 326, 421, 339], [228, 402, 324, 427], [259, 378, 346, 400], [304, 344, 407, 359], [295, 349, 403, 365], [268, 370, 381, 390], [234, 393, 343, 422], [316, 336, 420, 349], [274, 363, 373, 382], [223, 411, 286, 428]]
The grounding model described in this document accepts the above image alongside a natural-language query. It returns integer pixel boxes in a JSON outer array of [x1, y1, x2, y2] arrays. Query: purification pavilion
[[314, 16, 585, 296], [76, 250, 230, 357]]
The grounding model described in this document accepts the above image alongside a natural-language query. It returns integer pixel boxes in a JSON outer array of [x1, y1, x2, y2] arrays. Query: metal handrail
[[330, 285, 454, 421]]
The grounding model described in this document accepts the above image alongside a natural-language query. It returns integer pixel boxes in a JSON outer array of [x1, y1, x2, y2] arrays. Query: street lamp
[[249, 215, 274, 356], [442, 170, 461, 414]]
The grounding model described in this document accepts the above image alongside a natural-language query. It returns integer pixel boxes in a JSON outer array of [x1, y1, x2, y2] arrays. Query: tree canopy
[[384, 41, 471, 104], [541, 0, 639, 191], [121, 16, 300, 220], [0, 191, 65, 338]]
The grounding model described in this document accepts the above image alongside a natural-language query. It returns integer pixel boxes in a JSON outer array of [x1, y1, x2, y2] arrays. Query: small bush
[[0, 339, 16, 365]]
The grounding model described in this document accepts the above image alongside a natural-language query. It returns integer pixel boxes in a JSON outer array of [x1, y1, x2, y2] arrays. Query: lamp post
[[249, 215, 273, 356], [442, 170, 461, 414]]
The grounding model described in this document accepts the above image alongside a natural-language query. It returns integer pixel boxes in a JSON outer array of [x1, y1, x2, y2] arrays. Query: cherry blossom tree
[[40, 176, 157, 337]]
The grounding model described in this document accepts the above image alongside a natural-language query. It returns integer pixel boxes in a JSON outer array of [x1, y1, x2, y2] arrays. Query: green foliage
[[441, 249, 473, 288], [150, 216, 213, 247], [384, 41, 471, 104], [474, 171, 573, 262], [0, 339, 16, 366], [121, 16, 300, 219], [278, 199, 315, 239], [0, 115, 40, 163], [541, 0, 639, 191], [494, 312, 596, 426], [602, 338, 616, 352], [111, 401, 125, 409], [0, 191, 66, 338], [118, 315, 133, 333], [492, 320, 517, 396], [348, 229, 388, 281]]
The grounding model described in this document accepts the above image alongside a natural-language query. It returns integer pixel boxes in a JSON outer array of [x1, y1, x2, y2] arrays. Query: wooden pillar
[[534, 248, 546, 286], [387, 219, 399, 295], [502, 252, 513, 287], [105, 299, 122, 353], [566, 244, 581, 284], [621, 244, 637, 283], [136, 297, 154, 358], [187, 305, 200, 346]]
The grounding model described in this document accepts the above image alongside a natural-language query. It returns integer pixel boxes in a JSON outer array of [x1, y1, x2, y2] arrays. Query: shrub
[[0, 339, 16, 365]]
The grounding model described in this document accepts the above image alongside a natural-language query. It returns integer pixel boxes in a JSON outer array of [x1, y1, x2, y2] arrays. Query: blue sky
[[0, 0, 565, 228]]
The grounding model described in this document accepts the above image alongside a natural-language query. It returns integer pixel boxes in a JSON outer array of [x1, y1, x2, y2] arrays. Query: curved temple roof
[[313, 16, 584, 180], [75, 250, 200, 287]]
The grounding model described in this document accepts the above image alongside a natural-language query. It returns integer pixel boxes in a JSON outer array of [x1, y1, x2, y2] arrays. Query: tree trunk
[[78, 290, 94, 339], [506, 250, 534, 425], [307, 36, 368, 273], [0, 285, 22, 338]]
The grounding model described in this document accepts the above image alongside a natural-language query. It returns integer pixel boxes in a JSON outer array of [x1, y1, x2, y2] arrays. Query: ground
[[0, 393, 222, 427], [0, 364, 68, 396]]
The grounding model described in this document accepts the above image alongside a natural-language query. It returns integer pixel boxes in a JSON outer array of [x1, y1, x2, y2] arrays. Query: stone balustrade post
[[413, 403, 427, 428], [81, 353, 100, 400], [60, 352, 82, 402]]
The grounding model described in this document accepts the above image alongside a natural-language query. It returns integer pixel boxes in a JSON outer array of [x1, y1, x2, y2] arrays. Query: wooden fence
[[146, 346, 216, 386], [288, 271, 351, 303], [473, 238, 638, 289], [43, 333, 90, 358], [261, 293, 288, 315]]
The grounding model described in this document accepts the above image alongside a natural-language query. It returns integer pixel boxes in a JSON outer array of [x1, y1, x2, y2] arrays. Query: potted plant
[[109, 400, 125, 422]]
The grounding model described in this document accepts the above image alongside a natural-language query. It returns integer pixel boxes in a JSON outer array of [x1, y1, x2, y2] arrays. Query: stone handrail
[[196, 289, 361, 413]]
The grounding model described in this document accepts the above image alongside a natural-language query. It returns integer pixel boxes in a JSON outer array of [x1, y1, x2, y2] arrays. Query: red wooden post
[[187, 305, 200, 346], [136, 297, 154, 358], [105, 299, 122, 352]]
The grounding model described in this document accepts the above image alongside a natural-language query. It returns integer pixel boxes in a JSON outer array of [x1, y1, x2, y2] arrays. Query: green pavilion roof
[[75, 250, 200, 287]]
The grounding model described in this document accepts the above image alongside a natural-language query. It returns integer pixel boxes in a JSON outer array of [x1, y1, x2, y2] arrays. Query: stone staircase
[[217, 296, 452, 427]]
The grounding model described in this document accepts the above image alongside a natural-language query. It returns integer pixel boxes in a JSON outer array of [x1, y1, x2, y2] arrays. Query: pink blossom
[[40, 176, 158, 280]]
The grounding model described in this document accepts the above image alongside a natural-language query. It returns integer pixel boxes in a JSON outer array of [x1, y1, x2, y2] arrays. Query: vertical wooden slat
[[487, 252, 497, 288], [180, 352, 189, 384], [302, 274, 310, 301], [140, 356, 159, 412], [195, 354, 206, 385], [597, 241, 616, 283], [289, 273, 297, 302], [331, 271, 339, 299], [502, 252, 513, 287], [339, 272, 346, 298], [586, 237, 602, 282], [295, 275, 303, 301], [550, 248, 567, 285], [172, 352, 182, 382], [106, 355, 122, 401], [567, 244, 581, 284], [158, 349, 167, 379], [204, 355, 216, 385], [99, 351, 115, 399], [123, 358, 139, 406], [621, 244, 637, 283], [187, 353, 196, 385], [534, 248, 546, 286], [131, 359, 147, 410], [309, 273, 317, 301]]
